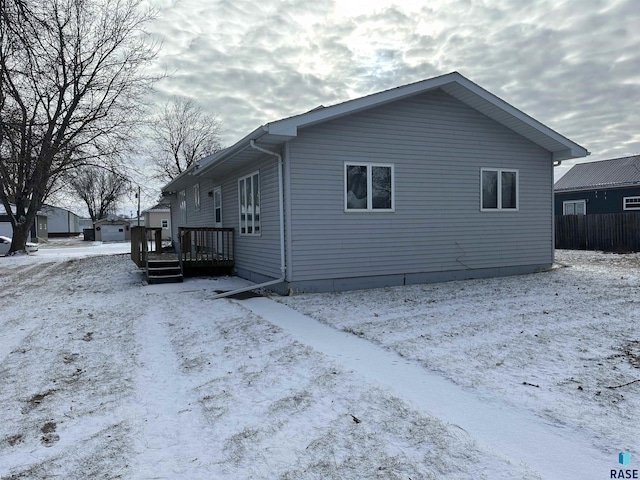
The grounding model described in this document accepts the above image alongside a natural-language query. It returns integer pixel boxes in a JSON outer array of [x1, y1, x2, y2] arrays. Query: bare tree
[[0, 0, 158, 253], [67, 166, 131, 222], [150, 97, 223, 183]]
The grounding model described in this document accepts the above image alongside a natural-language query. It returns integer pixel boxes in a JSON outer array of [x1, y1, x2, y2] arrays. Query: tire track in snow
[[128, 302, 220, 479], [0, 262, 61, 364]]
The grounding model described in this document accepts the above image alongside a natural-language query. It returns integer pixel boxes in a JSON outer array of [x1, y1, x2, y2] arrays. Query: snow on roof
[[143, 203, 170, 213]]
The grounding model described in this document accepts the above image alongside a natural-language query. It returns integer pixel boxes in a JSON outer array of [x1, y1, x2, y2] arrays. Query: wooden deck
[[179, 227, 234, 274], [131, 226, 234, 280]]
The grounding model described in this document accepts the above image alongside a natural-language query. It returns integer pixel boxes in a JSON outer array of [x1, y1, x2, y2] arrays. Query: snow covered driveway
[[0, 244, 637, 478]]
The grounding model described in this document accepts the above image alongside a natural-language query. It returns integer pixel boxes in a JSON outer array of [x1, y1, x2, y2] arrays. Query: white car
[[0, 236, 39, 255]]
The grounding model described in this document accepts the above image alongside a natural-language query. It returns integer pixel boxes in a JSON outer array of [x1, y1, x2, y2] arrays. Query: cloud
[[143, 0, 640, 167]]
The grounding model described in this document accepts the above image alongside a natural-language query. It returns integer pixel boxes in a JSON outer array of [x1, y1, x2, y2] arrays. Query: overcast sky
[[133, 0, 640, 201]]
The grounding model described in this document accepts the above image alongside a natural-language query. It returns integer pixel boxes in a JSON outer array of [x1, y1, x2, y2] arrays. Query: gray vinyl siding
[[287, 88, 553, 283], [169, 195, 180, 240], [167, 156, 282, 280], [223, 156, 282, 279]]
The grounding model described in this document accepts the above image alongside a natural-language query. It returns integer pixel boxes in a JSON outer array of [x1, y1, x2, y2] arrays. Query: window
[[179, 190, 187, 223], [563, 200, 586, 215], [481, 168, 518, 211], [161, 219, 169, 229], [213, 186, 222, 226], [345, 163, 394, 211], [193, 183, 201, 211], [238, 172, 260, 235], [623, 196, 640, 211]]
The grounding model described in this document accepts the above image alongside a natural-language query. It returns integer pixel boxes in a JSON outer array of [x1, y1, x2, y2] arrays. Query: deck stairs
[[146, 257, 183, 284]]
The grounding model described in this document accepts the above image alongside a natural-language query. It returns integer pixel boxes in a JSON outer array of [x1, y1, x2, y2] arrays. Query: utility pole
[[136, 185, 141, 226]]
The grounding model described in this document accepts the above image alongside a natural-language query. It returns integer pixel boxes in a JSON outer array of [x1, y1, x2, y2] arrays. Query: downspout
[[212, 140, 286, 299]]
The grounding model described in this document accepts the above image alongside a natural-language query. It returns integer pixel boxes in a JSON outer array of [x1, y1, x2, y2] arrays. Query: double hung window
[[239, 172, 260, 235], [194, 183, 201, 211], [178, 190, 187, 223]]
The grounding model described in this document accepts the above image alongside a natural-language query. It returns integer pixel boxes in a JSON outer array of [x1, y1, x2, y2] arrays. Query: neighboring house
[[94, 217, 131, 242], [143, 203, 171, 240], [0, 204, 48, 241], [554, 155, 640, 215], [40, 205, 81, 237], [79, 218, 93, 232], [162, 71, 588, 293]]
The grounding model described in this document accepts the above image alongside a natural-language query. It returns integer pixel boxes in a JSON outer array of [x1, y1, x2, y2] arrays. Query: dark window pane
[[372, 166, 392, 209], [501, 171, 517, 209], [482, 170, 498, 209], [346, 165, 368, 209]]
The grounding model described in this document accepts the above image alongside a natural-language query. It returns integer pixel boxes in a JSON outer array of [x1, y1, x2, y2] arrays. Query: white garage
[[94, 218, 131, 242], [100, 224, 125, 242]]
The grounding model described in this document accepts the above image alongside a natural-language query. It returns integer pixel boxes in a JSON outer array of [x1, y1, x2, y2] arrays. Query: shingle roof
[[164, 72, 588, 193], [143, 203, 170, 212], [554, 155, 640, 192]]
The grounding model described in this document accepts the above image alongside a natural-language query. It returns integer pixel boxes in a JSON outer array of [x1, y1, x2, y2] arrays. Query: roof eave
[[553, 147, 590, 162], [161, 126, 271, 193]]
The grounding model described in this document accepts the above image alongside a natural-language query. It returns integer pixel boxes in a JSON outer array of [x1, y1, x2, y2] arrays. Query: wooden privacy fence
[[555, 213, 640, 251]]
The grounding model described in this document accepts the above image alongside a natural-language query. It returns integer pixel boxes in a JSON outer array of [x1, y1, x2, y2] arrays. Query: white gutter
[[212, 140, 286, 299]]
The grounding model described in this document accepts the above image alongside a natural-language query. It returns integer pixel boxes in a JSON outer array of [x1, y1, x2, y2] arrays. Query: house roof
[[0, 203, 45, 216], [554, 155, 640, 192], [163, 71, 589, 193], [41, 204, 81, 217], [143, 203, 170, 213], [94, 217, 131, 226]]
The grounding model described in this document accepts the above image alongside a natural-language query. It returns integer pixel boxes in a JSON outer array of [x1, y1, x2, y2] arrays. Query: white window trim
[[161, 219, 169, 229], [238, 171, 261, 236], [563, 199, 586, 215], [344, 162, 395, 212], [193, 183, 201, 211], [480, 168, 519, 212], [623, 196, 640, 211]]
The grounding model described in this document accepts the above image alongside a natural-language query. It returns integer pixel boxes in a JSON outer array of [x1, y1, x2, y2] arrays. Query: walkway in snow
[[239, 297, 611, 479]]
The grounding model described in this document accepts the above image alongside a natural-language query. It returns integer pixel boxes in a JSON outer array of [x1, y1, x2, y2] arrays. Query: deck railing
[[131, 227, 163, 267], [178, 227, 234, 269]]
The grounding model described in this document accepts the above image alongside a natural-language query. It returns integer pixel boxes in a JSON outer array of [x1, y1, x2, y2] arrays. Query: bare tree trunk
[[10, 222, 31, 253]]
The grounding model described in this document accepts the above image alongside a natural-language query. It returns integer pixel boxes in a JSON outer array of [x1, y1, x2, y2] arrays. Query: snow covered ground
[[0, 240, 638, 478]]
